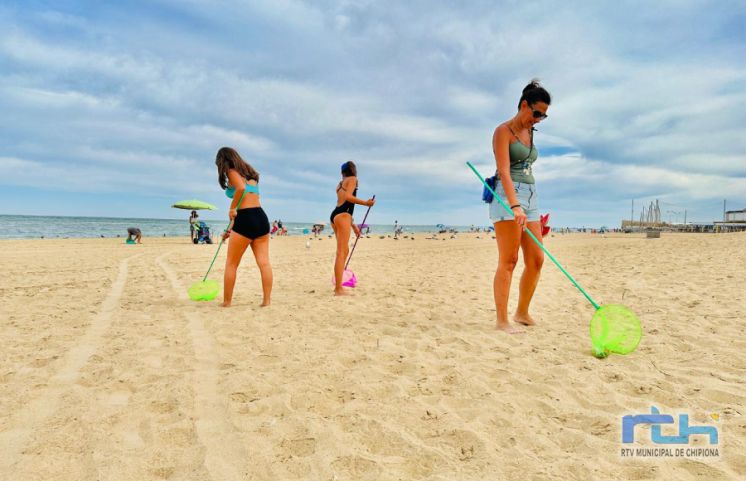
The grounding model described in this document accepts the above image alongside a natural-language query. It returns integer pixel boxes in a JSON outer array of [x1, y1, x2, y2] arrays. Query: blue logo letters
[[622, 407, 718, 444]]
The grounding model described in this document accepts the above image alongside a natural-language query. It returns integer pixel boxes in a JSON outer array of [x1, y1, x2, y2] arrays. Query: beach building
[[725, 208, 746, 222], [714, 208, 746, 232]]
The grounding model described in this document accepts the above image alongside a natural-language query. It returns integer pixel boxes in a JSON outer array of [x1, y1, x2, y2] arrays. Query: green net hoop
[[188, 279, 220, 301], [590, 304, 642, 358]]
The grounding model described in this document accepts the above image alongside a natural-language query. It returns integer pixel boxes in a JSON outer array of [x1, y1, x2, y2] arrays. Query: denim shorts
[[489, 181, 540, 223]]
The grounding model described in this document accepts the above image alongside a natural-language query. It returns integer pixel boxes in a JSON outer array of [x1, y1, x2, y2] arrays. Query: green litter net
[[467, 162, 644, 359], [590, 304, 643, 358], [188, 279, 220, 301]]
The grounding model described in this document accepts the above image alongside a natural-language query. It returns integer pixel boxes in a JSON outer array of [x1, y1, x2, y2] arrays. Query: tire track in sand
[[0, 253, 139, 472], [156, 253, 248, 481]]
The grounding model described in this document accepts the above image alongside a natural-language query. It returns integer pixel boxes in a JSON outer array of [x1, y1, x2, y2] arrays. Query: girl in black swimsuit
[[331, 161, 375, 296]]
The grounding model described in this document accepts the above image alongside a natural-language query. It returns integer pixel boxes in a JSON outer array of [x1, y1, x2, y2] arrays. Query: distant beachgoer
[[126, 227, 142, 244], [271, 220, 278, 236], [330, 160, 375, 295], [489, 79, 550, 333], [216, 146, 272, 307], [189, 210, 199, 241]]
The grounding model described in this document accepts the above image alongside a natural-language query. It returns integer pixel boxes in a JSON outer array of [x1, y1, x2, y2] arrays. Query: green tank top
[[506, 141, 538, 184]]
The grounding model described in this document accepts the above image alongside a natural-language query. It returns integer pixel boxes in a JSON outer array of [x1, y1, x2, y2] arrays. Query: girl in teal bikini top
[[225, 181, 260, 198]]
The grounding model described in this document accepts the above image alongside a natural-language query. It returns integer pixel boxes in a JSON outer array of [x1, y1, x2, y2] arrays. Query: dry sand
[[1, 231, 744, 480]]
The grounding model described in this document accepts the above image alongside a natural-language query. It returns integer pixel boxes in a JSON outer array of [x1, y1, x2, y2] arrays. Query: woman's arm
[[342, 176, 375, 206], [493, 126, 520, 207]]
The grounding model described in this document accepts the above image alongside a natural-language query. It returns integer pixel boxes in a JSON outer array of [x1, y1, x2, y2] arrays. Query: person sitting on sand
[[126, 227, 142, 244], [489, 79, 550, 333], [330, 160, 374, 296], [216, 146, 273, 307]]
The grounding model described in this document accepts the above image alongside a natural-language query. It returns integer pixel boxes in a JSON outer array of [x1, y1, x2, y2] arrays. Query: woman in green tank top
[[490, 80, 551, 333]]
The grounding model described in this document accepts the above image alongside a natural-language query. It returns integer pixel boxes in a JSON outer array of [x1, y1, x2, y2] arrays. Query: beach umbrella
[[172, 199, 217, 210], [467, 162, 642, 358]]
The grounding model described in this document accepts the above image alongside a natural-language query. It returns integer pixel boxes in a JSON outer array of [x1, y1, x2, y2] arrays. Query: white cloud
[[0, 1, 744, 224]]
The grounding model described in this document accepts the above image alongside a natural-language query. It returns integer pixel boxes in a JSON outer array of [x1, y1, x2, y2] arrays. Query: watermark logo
[[620, 407, 720, 459]]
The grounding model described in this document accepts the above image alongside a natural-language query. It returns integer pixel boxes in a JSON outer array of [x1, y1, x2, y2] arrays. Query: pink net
[[332, 269, 357, 288]]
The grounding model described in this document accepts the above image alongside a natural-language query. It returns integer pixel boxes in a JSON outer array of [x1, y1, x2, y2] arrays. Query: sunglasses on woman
[[531, 108, 548, 120]]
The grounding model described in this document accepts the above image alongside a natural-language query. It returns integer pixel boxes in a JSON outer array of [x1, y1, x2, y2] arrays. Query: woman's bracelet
[[510, 204, 521, 209]]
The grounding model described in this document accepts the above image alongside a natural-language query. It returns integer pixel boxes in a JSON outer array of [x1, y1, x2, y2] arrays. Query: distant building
[[715, 208, 746, 232], [725, 209, 746, 222], [621, 207, 746, 233]]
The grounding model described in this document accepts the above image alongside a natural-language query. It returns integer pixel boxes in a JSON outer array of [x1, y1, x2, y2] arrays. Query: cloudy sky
[[1, 0, 744, 227]]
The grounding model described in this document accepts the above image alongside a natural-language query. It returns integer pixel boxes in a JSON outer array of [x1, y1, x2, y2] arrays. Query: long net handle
[[344, 194, 376, 270], [467, 162, 599, 310], [202, 189, 247, 282]]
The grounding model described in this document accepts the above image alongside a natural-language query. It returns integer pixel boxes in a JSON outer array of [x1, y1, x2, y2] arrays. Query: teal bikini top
[[225, 180, 259, 199]]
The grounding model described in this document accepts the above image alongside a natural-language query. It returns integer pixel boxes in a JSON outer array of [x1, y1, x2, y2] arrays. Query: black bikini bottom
[[330, 203, 355, 224], [232, 207, 270, 240]]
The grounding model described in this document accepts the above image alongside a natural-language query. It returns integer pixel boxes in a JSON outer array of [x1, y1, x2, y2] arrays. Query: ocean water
[[0, 215, 475, 239]]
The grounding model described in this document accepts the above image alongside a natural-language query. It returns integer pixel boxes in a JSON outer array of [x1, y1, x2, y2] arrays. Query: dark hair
[[518, 79, 551, 109], [341, 160, 357, 177], [215, 147, 259, 189]]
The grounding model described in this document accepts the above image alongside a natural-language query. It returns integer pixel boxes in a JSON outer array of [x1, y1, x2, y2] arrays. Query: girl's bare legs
[[514, 222, 544, 325], [249, 234, 273, 306], [222, 231, 250, 307], [493, 220, 524, 333], [332, 213, 352, 296]]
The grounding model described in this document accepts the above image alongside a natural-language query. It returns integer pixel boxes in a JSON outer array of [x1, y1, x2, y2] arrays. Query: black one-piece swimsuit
[[330, 186, 357, 224]]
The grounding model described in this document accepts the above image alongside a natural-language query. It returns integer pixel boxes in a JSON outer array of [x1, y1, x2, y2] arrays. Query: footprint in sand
[[280, 437, 316, 457], [330, 456, 382, 481]]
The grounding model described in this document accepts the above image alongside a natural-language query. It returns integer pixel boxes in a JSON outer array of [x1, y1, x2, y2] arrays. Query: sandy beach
[[1, 231, 744, 480]]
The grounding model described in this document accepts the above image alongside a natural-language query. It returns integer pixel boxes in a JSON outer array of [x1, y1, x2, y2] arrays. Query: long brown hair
[[215, 147, 260, 189], [341, 160, 357, 177]]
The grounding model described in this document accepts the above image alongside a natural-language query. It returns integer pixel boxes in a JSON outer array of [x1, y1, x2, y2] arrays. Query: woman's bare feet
[[221, 301, 231, 307], [496, 321, 524, 334], [334, 288, 352, 296], [260, 299, 270, 307], [513, 312, 537, 326]]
